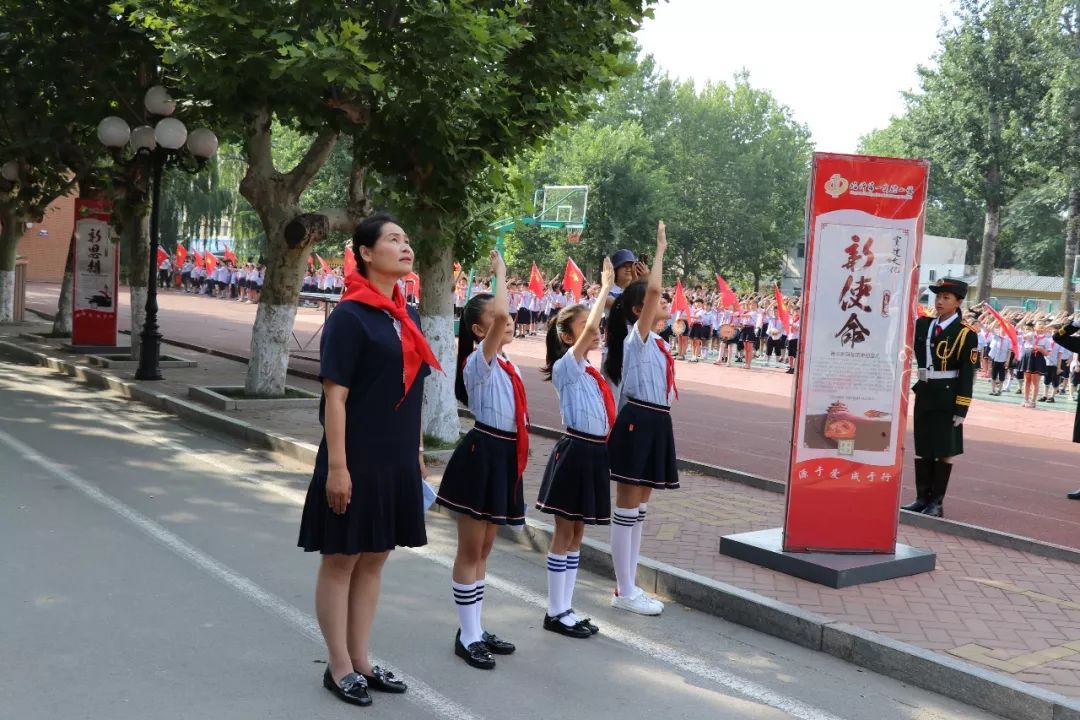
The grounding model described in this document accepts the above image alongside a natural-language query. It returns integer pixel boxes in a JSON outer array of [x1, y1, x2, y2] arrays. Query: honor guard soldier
[[1051, 316, 1080, 500], [902, 277, 978, 518]]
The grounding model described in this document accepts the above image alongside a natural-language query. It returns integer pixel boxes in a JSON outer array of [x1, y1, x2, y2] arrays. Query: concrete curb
[[5, 337, 1080, 719]]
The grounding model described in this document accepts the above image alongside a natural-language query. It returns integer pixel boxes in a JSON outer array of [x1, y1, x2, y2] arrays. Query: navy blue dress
[[298, 301, 431, 554]]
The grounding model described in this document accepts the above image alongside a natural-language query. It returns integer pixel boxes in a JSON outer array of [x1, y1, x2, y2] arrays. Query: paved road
[[0, 359, 1003, 720], [25, 283, 1080, 550]]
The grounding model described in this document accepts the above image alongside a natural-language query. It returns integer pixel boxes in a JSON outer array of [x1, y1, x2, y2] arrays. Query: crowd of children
[[157, 254, 267, 304], [971, 308, 1079, 406]]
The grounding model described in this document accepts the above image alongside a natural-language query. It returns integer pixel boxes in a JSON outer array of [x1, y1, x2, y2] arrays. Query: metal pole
[[135, 151, 165, 380]]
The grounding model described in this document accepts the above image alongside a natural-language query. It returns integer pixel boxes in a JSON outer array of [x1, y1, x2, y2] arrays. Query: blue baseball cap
[[611, 249, 637, 268]]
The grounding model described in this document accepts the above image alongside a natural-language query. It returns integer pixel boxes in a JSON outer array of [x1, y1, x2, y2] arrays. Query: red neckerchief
[[584, 363, 616, 432], [655, 338, 678, 400], [340, 272, 442, 407], [496, 357, 530, 478]]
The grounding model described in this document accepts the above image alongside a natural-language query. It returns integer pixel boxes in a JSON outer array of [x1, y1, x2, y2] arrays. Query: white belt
[[923, 370, 958, 380]]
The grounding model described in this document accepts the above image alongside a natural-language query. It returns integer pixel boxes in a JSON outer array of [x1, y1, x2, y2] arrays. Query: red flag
[[774, 284, 790, 335], [916, 304, 932, 318], [402, 271, 421, 299], [175, 243, 187, 266], [982, 304, 1019, 357], [670, 279, 691, 322], [562, 258, 584, 302], [223, 245, 238, 264], [528, 262, 546, 298], [715, 274, 739, 307], [194, 251, 204, 268], [344, 247, 356, 277], [204, 252, 217, 274], [316, 254, 330, 273], [157, 247, 168, 268], [307, 254, 314, 270]]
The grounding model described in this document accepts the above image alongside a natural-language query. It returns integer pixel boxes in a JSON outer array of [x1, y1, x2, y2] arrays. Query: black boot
[[901, 458, 933, 512], [923, 461, 953, 517]]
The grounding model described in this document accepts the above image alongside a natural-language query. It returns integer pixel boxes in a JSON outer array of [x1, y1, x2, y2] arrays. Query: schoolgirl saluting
[[436, 251, 525, 670], [603, 220, 677, 616], [536, 256, 617, 639]]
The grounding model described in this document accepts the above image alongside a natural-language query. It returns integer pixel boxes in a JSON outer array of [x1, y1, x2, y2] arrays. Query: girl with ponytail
[[605, 221, 678, 617], [535, 256, 616, 640], [437, 251, 526, 671]]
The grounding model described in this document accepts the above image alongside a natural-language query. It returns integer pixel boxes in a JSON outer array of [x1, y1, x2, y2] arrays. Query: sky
[[635, 0, 952, 153]]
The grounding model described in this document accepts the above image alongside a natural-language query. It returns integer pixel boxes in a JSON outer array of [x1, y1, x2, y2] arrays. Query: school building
[[14, 191, 76, 283]]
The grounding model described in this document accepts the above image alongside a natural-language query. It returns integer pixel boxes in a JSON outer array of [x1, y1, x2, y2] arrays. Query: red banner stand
[[719, 154, 936, 588], [71, 199, 118, 347]]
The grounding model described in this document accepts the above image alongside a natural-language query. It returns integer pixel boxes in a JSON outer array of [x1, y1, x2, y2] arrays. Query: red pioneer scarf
[[584, 364, 616, 431], [340, 272, 442, 407], [496, 357, 530, 478], [655, 338, 679, 400]]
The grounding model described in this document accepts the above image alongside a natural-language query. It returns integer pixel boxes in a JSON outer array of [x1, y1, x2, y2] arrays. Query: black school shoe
[[455, 629, 496, 670], [571, 612, 600, 635], [323, 668, 372, 706], [481, 631, 516, 655], [362, 665, 407, 693], [543, 611, 592, 638]]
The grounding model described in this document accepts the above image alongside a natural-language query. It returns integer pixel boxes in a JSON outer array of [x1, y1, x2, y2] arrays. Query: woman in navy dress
[[298, 214, 440, 707]]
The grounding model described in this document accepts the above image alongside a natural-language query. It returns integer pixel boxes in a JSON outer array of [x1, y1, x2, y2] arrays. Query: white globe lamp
[[155, 118, 188, 150], [144, 85, 176, 116], [97, 116, 131, 148], [130, 125, 157, 152], [186, 128, 219, 158], [1, 160, 18, 182]]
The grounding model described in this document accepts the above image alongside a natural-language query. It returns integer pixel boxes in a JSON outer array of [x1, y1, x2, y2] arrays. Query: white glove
[[953, 415, 964, 427]]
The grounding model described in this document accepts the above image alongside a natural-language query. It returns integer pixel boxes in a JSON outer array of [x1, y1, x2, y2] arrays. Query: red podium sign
[[783, 154, 929, 553], [72, 199, 118, 346]]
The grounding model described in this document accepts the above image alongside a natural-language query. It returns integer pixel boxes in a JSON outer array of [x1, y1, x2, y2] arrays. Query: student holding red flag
[[436, 250, 523, 670], [535, 256, 616, 639], [715, 273, 739, 308], [604, 220, 676, 616], [297, 213, 441, 707]]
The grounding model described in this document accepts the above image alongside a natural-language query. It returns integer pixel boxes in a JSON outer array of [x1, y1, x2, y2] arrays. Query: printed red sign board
[[71, 199, 118, 346], [783, 154, 929, 553]]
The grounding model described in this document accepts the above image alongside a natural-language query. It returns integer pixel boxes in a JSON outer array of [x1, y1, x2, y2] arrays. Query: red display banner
[[71, 199, 118, 346], [783, 154, 929, 553]]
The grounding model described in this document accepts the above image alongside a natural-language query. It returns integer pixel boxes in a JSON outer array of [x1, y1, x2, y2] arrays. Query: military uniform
[[902, 278, 978, 518], [1051, 321, 1080, 500]]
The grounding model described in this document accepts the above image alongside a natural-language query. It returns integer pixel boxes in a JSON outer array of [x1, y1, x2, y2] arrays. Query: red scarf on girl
[[584, 364, 617, 431], [340, 272, 442, 407], [496, 357, 530, 478], [655, 338, 679, 400]]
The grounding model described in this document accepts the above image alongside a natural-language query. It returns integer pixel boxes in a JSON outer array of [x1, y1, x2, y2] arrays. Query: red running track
[[26, 283, 1080, 549]]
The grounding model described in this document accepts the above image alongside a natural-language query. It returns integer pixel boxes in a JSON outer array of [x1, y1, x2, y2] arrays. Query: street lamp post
[[97, 86, 218, 380]]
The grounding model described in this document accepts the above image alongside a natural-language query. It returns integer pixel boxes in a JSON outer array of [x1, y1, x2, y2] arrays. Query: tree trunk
[[244, 209, 304, 397], [419, 242, 459, 443], [51, 231, 75, 336], [975, 201, 1001, 303], [123, 206, 151, 360], [1065, 184, 1080, 313], [0, 208, 24, 323]]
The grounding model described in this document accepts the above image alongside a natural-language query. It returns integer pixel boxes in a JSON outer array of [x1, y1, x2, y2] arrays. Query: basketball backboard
[[533, 185, 588, 229]]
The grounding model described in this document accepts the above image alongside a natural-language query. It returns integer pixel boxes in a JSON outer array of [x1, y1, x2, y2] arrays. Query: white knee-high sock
[[564, 551, 581, 616], [453, 581, 481, 646], [474, 579, 486, 636], [630, 503, 648, 580], [546, 554, 567, 617], [611, 507, 639, 597]]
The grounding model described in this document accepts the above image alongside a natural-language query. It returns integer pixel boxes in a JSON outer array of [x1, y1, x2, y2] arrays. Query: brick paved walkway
[[7, 322, 1080, 699]]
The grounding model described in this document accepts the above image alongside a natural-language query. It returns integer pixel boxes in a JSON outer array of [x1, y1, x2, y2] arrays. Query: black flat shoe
[[455, 629, 495, 669], [481, 631, 516, 655], [323, 668, 372, 706], [922, 501, 943, 518], [362, 665, 407, 693], [1067, 489, 1080, 500], [543, 611, 592, 638]]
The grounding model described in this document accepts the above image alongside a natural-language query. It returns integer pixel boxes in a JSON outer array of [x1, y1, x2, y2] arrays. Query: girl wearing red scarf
[[535, 256, 617, 640], [298, 214, 440, 707], [603, 222, 677, 617], [435, 251, 525, 671]]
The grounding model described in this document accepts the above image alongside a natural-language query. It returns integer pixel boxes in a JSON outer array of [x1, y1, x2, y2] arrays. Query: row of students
[[434, 222, 676, 671], [168, 260, 266, 303]]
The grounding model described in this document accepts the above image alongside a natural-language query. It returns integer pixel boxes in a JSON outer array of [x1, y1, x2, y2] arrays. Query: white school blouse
[[463, 348, 519, 433], [552, 350, 609, 436], [620, 321, 673, 407]]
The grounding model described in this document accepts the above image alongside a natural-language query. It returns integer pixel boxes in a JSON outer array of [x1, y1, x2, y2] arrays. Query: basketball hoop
[[567, 225, 583, 245]]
